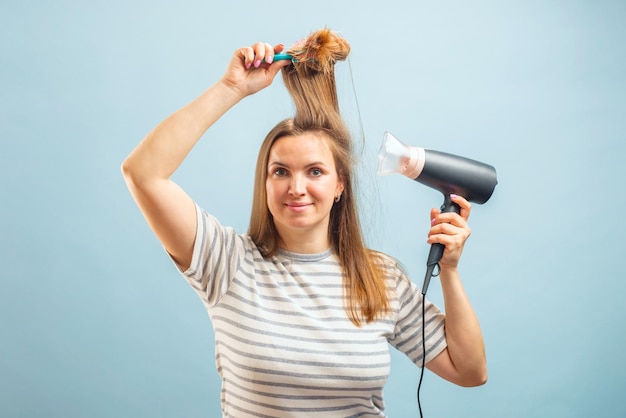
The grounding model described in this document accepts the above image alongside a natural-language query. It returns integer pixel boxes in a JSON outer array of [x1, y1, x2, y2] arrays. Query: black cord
[[417, 293, 426, 417], [417, 263, 439, 417]]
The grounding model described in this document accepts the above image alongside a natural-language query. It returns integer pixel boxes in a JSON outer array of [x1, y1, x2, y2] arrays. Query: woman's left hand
[[427, 194, 472, 270]]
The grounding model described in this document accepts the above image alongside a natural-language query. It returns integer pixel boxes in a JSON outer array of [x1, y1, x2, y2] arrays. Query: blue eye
[[310, 168, 322, 177], [273, 167, 288, 176]]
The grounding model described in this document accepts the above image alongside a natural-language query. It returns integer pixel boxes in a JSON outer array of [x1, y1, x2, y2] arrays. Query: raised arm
[[424, 194, 488, 387], [121, 42, 289, 270]]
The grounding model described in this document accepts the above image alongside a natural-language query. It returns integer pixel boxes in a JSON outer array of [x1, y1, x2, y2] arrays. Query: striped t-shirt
[[174, 204, 447, 417]]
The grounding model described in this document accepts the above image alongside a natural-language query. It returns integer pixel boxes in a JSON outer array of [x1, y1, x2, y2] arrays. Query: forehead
[[269, 132, 334, 162]]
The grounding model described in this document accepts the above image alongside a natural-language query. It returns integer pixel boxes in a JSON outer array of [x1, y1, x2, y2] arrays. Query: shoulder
[[196, 205, 250, 242], [193, 203, 260, 262]]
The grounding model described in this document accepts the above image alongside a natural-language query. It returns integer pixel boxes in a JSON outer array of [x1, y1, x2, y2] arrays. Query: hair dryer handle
[[422, 195, 461, 295]]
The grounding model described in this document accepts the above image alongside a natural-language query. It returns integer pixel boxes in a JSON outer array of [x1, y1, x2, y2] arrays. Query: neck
[[276, 230, 331, 254]]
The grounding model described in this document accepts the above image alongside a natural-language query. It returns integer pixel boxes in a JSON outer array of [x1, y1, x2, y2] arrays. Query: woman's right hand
[[220, 42, 291, 98]]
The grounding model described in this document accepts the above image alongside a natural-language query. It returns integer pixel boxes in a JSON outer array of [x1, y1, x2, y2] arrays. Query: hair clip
[[272, 53, 296, 62]]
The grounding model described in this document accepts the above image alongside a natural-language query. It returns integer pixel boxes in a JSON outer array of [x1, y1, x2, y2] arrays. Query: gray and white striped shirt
[[175, 204, 447, 417]]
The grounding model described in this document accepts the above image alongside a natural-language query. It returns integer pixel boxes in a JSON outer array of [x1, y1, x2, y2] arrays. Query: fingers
[[273, 43, 285, 54], [225, 41, 289, 97], [428, 217, 470, 237], [427, 195, 471, 265], [240, 42, 283, 69], [451, 194, 472, 221], [430, 194, 471, 225]]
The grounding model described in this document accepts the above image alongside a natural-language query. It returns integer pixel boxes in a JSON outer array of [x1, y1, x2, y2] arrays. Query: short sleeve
[[169, 203, 248, 307], [387, 263, 447, 367]]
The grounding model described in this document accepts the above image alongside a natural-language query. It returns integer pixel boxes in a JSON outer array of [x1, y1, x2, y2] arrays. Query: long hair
[[248, 29, 389, 326]]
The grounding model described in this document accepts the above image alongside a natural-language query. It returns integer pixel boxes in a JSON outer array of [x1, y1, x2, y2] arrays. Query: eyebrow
[[268, 160, 330, 168]]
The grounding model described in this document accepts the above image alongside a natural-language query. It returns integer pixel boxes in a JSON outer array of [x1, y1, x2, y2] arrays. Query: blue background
[[2, 1, 625, 417]]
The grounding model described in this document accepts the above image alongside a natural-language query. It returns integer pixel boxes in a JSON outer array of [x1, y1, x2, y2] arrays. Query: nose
[[289, 173, 306, 196]]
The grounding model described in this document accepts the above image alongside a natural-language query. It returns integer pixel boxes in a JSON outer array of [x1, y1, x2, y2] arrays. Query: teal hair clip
[[272, 53, 296, 62]]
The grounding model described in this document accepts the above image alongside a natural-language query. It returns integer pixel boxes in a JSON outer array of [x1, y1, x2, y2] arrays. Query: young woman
[[122, 29, 486, 417]]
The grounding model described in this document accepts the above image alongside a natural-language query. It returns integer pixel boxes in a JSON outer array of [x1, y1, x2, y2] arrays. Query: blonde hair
[[248, 29, 389, 326]]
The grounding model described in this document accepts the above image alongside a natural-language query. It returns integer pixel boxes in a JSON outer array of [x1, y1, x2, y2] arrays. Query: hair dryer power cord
[[417, 262, 441, 417]]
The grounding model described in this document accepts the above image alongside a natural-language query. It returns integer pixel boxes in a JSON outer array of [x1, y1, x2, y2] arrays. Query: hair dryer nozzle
[[377, 132, 425, 179]]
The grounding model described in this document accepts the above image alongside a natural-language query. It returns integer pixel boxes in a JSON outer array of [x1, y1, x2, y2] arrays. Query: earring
[[334, 194, 341, 203]]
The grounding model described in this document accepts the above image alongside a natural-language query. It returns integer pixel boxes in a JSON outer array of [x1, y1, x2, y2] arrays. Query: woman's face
[[266, 132, 344, 249]]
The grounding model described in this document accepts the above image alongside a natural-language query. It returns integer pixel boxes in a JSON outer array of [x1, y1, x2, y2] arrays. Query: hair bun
[[287, 28, 350, 74]]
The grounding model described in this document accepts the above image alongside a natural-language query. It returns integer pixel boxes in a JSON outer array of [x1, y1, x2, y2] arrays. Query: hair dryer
[[377, 131, 497, 295]]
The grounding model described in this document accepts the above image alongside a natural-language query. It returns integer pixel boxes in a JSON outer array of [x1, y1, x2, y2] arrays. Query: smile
[[285, 202, 312, 212]]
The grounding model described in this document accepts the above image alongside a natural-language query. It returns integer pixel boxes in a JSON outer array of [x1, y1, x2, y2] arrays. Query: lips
[[285, 202, 312, 212]]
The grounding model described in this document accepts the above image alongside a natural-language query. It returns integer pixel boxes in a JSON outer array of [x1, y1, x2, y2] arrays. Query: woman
[[122, 29, 486, 417]]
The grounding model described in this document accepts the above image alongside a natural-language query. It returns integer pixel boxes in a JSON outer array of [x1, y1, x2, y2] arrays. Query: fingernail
[[450, 194, 458, 198], [254, 59, 261, 68], [431, 218, 436, 226], [266, 55, 273, 64]]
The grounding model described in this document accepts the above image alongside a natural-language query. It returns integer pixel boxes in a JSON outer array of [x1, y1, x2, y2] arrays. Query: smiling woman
[[121, 27, 486, 417], [264, 132, 343, 250]]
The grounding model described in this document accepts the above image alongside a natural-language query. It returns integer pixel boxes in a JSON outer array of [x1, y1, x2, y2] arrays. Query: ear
[[336, 180, 345, 197]]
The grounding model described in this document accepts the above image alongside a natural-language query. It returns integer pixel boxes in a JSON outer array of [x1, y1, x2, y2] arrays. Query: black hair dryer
[[377, 131, 498, 295]]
